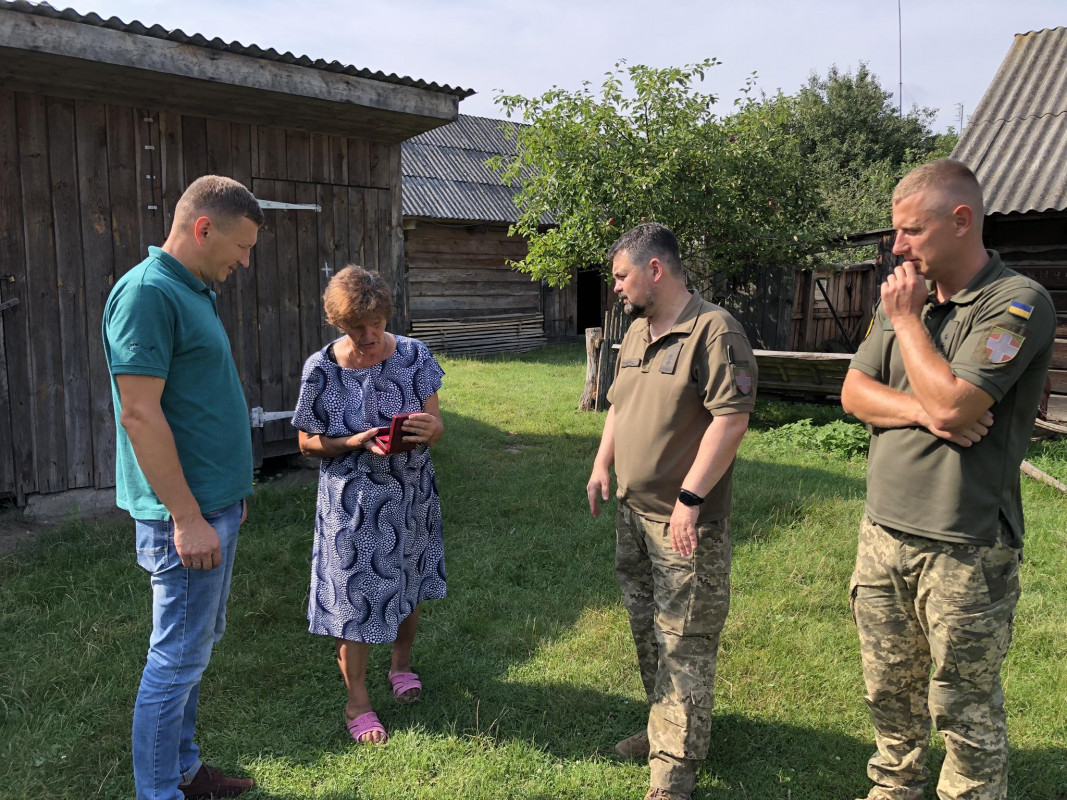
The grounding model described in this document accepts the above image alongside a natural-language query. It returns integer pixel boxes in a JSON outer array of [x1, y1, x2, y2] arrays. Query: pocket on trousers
[[134, 518, 173, 573], [848, 570, 859, 626], [942, 601, 1015, 690]]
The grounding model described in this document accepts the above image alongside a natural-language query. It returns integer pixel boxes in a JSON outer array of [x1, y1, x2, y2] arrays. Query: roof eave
[[0, 8, 463, 141]]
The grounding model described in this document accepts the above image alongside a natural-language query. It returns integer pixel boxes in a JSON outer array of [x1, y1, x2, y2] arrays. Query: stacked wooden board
[[753, 350, 853, 396], [410, 313, 547, 355]]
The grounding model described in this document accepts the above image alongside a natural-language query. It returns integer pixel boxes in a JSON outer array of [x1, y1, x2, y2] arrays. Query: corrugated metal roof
[[0, 0, 473, 98], [402, 114, 551, 224], [951, 27, 1067, 215]]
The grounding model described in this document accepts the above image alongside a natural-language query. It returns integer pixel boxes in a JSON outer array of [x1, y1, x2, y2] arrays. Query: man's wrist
[[678, 488, 704, 507]]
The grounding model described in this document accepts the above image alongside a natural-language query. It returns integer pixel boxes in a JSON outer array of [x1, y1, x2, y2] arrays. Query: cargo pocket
[[848, 570, 859, 626], [939, 600, 1015, 690], [134, 518, 173, 573], [682, 519, 731, 637]]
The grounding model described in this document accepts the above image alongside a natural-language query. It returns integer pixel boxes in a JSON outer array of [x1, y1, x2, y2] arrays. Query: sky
[[60, 0, 1064, 133]]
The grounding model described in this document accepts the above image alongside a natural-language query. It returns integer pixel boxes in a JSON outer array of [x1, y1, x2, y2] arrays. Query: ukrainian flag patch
[[1008, 301, 1033, 320]]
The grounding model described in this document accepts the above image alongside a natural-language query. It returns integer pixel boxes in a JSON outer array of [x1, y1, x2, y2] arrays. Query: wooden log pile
[[409, 313, 547, 356]]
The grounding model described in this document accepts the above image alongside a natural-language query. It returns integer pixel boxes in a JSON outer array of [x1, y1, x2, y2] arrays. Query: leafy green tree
[[491, 61, 821, 292], [749, 64, 959, 238], [491, 61, 956, 288]]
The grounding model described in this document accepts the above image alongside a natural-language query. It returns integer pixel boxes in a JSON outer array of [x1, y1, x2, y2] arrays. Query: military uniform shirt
[[607, 291, 757, 523], [850, 250, 1054, 546]]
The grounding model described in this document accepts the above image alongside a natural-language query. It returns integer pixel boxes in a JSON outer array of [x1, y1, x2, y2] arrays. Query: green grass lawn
[[1, 344, 1065, 799]]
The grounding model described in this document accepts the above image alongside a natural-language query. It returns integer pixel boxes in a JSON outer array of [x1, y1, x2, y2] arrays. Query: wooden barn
[[951, 26, 1067, 421], [0, 1, 469, 507], [402, 114, 606, 354]]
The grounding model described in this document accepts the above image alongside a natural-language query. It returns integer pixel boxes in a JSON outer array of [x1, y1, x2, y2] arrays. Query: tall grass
[[1, 344, 1064, 799]]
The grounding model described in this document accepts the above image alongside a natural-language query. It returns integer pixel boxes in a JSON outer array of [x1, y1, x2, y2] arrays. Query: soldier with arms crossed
[[841, 159, 1054, 800]]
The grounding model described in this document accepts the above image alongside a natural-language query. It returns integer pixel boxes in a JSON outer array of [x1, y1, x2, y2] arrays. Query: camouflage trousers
[[850, 516, 1020, 800], [616, 502, 731, 796]]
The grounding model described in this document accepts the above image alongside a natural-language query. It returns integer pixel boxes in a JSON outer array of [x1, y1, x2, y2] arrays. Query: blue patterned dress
[[292, 335, 446, 643]]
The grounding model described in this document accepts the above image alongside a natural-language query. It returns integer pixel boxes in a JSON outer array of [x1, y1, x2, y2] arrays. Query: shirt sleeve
[[950, 285, 1056, 402], [104, 282, 174, 379], [697, 328, 758, 415], [413, 341, 445, 405], [849, 305, 887, 379], [291, 354, 335, 435]]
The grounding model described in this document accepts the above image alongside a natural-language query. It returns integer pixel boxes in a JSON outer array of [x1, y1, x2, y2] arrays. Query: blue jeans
[[132, 501, 244, 800]]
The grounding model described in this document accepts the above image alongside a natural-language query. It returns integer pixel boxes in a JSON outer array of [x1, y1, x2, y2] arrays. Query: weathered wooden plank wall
[[543, 269, 578, 339], [790, 264, 877, 352], [989, 215, 1067, 406], [0, 90, 30, 500], [405, 223, 538, 318], [0, 88, 404, 501]]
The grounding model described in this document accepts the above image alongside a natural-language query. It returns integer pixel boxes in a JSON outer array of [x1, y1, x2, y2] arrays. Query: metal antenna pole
[[898, 0, 903, 115]]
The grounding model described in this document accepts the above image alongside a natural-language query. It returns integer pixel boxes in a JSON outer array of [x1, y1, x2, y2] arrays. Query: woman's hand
[[356, 428, 388, 456], [299, 428, 384, 458], [401, 412, 443, 447]]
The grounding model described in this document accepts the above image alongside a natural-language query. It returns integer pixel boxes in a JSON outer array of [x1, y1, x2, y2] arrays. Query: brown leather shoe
[[178, 764, 255, 799], [615, 729, 650, 760]]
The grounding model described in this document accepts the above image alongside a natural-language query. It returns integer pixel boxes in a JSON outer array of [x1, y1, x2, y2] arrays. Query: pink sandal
[[388, 671, 422, 704], [346, 711, 388, 744]]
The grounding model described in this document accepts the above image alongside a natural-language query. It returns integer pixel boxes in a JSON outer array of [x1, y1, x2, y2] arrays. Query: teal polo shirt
[[103, 246, 253, 521]]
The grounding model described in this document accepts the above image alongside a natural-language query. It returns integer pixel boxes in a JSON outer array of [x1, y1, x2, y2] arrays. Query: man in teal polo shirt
[[103, 175, 264, 800], [841, 159, 1054, 800]]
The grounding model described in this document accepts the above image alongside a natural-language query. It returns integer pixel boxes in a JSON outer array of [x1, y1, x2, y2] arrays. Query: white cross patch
[[985, 330, 1021, 364]]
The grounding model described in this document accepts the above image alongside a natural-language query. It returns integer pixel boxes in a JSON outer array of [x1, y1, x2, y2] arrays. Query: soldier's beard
[[624, 290, 656, 318]]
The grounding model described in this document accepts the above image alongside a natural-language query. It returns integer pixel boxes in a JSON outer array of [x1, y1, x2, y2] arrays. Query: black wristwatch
[[678, 488, 705, 507]]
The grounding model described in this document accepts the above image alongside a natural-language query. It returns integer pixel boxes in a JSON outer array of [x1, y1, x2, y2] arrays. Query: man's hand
[[881, 261, 928, 323], [669, 501, 699, 556], [924, 408, 994, 447], [173, 515, 222, 570], [587, 466, 612, 517]]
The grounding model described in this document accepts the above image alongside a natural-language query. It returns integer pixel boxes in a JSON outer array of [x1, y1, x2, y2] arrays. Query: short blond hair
[[893, 159, 984, 219], [173, 175, 264, 231]]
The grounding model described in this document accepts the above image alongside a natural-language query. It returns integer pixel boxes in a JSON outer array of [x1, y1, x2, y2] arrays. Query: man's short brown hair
[[893, 159, 984, 219], [608, 223, 683, 275], [323, 265, 394, 329], [173, 175, 264, 230]]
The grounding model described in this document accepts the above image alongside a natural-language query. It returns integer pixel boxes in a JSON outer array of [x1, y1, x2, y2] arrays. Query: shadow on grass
[[0, 407, 872, 800]]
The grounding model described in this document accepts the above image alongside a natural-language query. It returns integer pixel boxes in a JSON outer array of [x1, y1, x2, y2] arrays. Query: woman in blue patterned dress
[[293, 265, 445, 745]]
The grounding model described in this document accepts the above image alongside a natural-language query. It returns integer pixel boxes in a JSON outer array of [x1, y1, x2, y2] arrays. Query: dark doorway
[[576, 268, 605, 332]]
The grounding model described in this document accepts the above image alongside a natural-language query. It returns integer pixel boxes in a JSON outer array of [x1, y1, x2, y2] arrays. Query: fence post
[[579, 327, 603, 411], [595, 301, 632, 411]]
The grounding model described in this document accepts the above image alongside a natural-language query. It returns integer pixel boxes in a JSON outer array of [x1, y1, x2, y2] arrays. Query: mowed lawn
[[1, 344, 1065, 800]]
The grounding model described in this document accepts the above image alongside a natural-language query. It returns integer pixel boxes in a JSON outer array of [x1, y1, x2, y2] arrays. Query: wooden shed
[[951, 26, 1067, 420], [402, 114, 605, 354], [0, 1, 469, 506]]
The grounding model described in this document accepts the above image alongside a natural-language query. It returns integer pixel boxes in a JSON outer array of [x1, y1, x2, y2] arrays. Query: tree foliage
[[750, 64, 959, 240], [491, 61, 957, 288], [492, 61, 820, 291]]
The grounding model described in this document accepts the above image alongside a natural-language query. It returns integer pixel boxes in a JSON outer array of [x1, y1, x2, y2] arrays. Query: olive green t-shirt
[[606, 291, 757, 523], [850, 251, 1055, 546]]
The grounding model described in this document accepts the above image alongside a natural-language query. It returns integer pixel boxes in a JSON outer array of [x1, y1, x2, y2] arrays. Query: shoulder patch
[[981, 326, 1025, 364], [731, 365, 753, 395], [1008, 301, 1033, 320]]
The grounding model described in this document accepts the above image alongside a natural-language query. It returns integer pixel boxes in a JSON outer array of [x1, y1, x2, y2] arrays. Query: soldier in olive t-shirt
[[588, 224, 755, 800], [841, 160, 1054, 800]]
